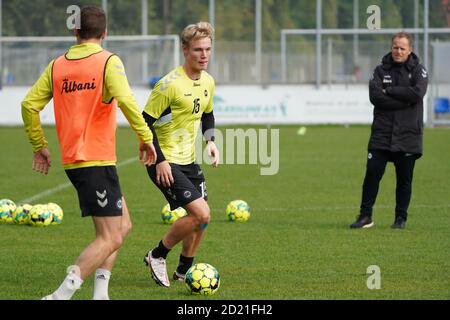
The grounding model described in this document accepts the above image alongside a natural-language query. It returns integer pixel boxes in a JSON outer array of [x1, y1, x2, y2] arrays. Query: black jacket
[[368, 52, 428, 156]]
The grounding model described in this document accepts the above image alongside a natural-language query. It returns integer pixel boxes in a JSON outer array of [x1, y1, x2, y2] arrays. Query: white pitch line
[[18, 157, 139, 204], [19, 181, 74, 205]]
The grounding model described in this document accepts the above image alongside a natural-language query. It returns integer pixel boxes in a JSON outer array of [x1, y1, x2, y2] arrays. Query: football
[[161, 203, 187, 224], [185, 263, 220, 295], [225, 200, 251, 222], [0, 199, 16, 224], [12, 204, 32, 225], [28, 204, 53, 227], [47, 202, 63, 225]]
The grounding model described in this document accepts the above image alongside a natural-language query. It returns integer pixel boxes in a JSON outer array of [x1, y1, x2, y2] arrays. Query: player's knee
[[191, 210, 210, 226], [197, 207, 210, 226], [109, 233, 124, 252], [122, 220, 132, 238], [187, 200, 210, 226]]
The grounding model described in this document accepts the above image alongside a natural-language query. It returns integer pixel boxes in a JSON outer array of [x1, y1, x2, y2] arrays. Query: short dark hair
[[392, 32, 413, 49], [78, 6, 106, 40]]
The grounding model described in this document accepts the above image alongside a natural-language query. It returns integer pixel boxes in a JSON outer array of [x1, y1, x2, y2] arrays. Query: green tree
[[108, 0, 142, 35], [3, 0, 102, 36], [1, 0, 448, 38]]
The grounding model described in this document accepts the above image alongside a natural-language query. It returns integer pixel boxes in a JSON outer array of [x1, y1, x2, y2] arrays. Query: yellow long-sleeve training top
[[21, 42, 152, 169]]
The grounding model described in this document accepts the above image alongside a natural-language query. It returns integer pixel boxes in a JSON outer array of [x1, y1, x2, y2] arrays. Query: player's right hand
[[32, 148, 51, 175], [156, 161, 174, 187], [139, 142, 157, 166]]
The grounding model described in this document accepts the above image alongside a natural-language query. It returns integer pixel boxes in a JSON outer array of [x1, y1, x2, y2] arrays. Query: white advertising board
[[0, 85, 374, 126]]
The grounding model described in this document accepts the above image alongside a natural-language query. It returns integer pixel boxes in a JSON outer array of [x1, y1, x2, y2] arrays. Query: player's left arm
[[104, 55, 153, 146], [385, 65, 428, 105], [104, 55, 155, 165], [202, 82, 219, 168]]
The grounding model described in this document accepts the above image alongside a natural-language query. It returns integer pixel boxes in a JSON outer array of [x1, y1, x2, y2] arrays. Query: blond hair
[[181, 22, 215, 47]]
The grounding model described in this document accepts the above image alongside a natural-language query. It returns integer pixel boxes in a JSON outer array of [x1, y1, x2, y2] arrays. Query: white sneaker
[[143, 250, 170, 287], [41, 294, 56, 300]]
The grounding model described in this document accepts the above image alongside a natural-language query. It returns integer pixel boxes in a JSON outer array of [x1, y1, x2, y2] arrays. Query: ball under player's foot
[[143, 250, 170, 287]]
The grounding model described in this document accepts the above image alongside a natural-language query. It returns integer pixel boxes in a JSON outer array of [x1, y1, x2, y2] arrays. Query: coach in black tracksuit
[[351, 32, 428, 229]]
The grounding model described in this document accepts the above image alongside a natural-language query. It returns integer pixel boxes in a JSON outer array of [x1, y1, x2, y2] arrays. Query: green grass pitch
[[0, 125, 449, 300]]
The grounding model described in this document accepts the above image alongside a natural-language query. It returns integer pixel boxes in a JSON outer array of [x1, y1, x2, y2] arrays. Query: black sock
[[176, 255, 194, 274], [151, 240, 171, 259]]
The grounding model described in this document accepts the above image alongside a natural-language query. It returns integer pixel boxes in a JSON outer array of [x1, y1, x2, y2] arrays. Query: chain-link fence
[[2, 34, 449, 87], [1, 35, 179, 88]]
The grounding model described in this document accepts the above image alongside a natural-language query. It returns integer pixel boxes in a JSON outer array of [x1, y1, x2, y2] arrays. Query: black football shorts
[[65, 166, 123, 217], [146, 163, 207, 210]]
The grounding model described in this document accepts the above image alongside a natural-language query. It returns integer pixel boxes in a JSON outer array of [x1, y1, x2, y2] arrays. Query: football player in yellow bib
[[142, 22, 219, 287]]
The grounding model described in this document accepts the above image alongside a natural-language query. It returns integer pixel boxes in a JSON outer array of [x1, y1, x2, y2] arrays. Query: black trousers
[[360, 150, 418, 220]]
